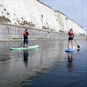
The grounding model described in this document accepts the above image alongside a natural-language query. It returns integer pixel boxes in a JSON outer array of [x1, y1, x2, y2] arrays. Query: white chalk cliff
[[0, 0, 86, 35]]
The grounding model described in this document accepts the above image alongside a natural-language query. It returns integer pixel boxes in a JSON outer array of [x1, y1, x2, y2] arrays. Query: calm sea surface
[[0, 40, 87, 87]]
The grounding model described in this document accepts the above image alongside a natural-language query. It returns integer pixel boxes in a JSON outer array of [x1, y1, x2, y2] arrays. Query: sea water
[[0, 40, 87, 87]]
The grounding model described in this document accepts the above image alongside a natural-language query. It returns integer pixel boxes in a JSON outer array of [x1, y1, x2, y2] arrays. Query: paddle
[[19, 42, 23, 47], [74, 39, 80, 48]]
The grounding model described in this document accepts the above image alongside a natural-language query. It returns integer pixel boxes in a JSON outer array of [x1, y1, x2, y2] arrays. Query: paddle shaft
[[74, 39, 78, 45], [74, 39, 80, 48]]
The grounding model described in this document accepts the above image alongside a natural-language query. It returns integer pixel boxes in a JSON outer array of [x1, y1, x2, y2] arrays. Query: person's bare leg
[[71, 40, 73, 48], [68, 40, 70, 48]]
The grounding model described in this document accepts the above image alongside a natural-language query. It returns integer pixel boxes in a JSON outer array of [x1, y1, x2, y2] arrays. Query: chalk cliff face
[[0, 0, 86, 35]]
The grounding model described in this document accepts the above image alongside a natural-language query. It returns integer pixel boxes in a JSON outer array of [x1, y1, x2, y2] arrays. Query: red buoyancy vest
[[23, 31, 28, 37], [68, 32, 74, 36]]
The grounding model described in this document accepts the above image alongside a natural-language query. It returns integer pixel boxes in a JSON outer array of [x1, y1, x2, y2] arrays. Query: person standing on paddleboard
[[68, 28, 74, 48], [23, 29, 29, 47]]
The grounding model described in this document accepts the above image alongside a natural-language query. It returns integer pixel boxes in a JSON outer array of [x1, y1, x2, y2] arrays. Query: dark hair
[[70, 28, 73, 31], [25, 29, 27, 31]]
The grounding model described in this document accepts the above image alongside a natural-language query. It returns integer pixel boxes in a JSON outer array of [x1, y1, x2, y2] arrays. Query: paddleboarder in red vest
[[68, 28, 74, 48], [23, 29, 29, 47]]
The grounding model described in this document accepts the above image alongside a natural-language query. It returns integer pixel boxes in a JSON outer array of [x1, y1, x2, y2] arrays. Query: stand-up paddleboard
[[65, 46, 76, 53], [10, 45, 39, 50]]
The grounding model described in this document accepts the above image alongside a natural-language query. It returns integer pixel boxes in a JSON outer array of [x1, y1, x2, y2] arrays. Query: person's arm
[[73, 32, 75, 37], [26, 32, 29, 36], [68, 31, 70, 35]]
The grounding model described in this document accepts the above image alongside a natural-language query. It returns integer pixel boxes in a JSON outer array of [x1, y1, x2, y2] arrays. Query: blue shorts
[[24, 39, 29, 45]]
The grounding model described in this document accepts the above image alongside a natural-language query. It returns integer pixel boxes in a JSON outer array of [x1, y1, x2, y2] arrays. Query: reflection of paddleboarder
[[67, 53, 73, 72], [23, 50, 29, 67]]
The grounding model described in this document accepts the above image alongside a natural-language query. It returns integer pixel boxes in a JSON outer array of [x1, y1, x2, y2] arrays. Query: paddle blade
[[77, 45, 80, 48]]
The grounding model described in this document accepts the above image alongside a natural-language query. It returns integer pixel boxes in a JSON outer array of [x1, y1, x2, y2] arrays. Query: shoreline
[[0, 23, 87, 41]]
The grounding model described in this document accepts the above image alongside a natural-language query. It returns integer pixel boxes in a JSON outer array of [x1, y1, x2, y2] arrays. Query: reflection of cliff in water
[[0, 40, 67, 87], [0, 42, 11, 62], [0, 55, 10, 62], [0, 40, 86, 87]]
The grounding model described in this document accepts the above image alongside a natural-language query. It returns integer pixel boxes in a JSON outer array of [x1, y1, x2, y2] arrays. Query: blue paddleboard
[[65, 46, 76, 52]]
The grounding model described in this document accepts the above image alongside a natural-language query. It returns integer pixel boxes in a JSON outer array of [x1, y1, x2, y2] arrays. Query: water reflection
[[23, 50, 29, 67], [0, 40, 86, 87], [67, 53, 73, 72], [77, 48, 80, 52]]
